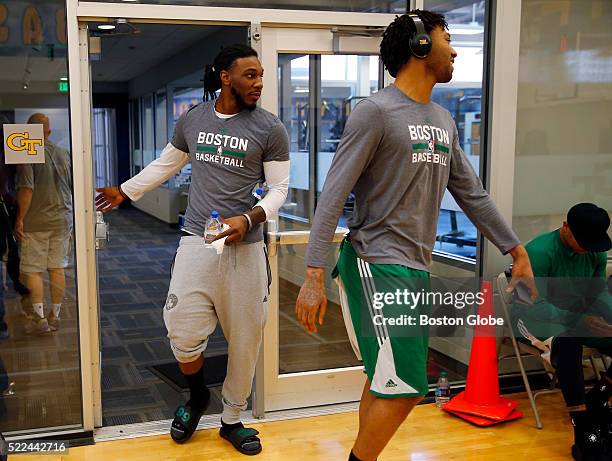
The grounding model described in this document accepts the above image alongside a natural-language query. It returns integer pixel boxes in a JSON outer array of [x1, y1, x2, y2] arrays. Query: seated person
[[512, 203, 612, 461]]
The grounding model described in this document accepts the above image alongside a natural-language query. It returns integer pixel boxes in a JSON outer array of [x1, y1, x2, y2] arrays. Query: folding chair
[[496, 272, 552, 429], [496, 272, 608, 429]]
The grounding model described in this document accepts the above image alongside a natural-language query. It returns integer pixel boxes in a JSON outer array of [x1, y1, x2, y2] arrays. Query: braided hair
[[203, 44, 258, 101], [380, 9, 448, 77]]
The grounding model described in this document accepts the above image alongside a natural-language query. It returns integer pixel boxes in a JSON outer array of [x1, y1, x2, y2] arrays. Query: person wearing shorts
[[295, 10, 537, 461], [15, 113, 73, 334], [96, 44, 289, 456]]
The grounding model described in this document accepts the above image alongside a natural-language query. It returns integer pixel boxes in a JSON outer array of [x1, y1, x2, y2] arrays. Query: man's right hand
[[295, 267, 328, 334], [95, 187, 125, 212], [584, 316, 612, 337], [14, 218, 24, 241]]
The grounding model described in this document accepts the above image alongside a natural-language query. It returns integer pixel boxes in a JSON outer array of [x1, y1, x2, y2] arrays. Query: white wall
[[513, 0, 612, 243]]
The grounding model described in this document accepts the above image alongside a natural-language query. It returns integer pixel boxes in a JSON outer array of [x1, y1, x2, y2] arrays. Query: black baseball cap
[[567, 203, 611, 252]]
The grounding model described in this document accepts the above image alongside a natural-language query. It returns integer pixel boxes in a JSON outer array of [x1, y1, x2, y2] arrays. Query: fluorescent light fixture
[[60, 77, 68, 81], [98, 24, 116, 30]]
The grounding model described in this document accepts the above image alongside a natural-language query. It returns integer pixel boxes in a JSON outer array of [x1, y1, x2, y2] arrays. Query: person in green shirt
[[512, 203, 612, 461]]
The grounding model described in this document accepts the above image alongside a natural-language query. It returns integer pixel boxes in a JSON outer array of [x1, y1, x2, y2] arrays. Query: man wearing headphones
[[296, 10, 537, 461]]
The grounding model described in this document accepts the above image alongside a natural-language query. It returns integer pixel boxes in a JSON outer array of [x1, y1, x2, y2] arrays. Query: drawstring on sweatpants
[[216, 244, 237, 271]]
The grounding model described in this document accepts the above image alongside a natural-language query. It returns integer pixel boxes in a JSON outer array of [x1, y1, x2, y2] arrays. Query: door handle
[[95, 211, 109, 250]]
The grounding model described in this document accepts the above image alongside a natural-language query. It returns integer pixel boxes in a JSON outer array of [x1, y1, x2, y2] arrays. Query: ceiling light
[[98, 24, 116, 30], [60, 77, 68, 81]]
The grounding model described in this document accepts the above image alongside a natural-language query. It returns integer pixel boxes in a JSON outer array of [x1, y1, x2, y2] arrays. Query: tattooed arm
[[295, 267, 328, 334]]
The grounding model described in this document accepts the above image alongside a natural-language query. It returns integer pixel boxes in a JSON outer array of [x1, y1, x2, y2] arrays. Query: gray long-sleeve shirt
[[305, 84, 520, 271]]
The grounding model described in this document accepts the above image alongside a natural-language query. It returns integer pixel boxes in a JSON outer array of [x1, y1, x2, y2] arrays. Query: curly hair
[[203, 44, 258, 101], [380, 9, 448, 77]]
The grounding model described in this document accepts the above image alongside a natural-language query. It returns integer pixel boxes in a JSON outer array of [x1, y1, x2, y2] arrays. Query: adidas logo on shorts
[[385, 379, 398, 388]]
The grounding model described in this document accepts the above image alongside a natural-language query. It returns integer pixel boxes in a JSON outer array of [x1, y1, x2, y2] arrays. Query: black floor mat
[[149, 354, 228, 393]]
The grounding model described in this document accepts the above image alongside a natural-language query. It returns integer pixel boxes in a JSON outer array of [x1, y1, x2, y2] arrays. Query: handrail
[[265, 221, 348, 255], [268, 229, 347, 245]]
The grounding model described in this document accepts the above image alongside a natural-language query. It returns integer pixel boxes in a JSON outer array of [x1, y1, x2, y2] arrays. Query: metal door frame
[[67, 0, 396, 431]]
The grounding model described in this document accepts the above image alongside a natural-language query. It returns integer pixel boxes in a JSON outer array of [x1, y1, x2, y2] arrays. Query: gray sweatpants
[[163, 236, 270, 423]]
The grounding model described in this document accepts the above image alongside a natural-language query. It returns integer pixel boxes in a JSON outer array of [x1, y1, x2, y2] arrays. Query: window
[[155, 90, 167, 158], [426, 0, 488, 262], [0, 0, 82, 434], [513, 0, 612, 244], [277, 54, 382, 231]]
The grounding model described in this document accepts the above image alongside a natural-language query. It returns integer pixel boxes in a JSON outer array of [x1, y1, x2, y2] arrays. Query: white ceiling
[[90, 23, 221, 82]]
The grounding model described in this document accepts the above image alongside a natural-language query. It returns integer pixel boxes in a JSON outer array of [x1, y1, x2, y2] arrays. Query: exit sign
[[58, 81, 68, 92]]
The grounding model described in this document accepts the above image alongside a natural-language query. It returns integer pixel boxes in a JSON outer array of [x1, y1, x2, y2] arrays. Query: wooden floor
[[19, 392, 577, 461]]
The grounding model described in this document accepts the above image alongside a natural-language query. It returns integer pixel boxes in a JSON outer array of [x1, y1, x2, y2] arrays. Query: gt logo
[[6, 132, 43, 155]]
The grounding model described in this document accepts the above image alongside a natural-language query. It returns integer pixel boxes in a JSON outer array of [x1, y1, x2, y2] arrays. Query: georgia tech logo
[[6, 132, 43, 155]]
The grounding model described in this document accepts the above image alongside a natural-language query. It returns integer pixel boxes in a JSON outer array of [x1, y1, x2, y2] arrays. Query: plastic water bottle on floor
[[204, 210, 222, 244], [435, 371, 450, 408]]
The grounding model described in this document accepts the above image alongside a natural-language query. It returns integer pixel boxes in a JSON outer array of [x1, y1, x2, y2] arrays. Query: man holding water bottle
[[95, 44, 289, 455]]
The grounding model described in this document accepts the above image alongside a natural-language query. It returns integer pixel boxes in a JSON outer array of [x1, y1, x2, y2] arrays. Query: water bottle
[[204, 210, 222, 244], [252, 183, 266, 200], [435, 371, 450, 408]]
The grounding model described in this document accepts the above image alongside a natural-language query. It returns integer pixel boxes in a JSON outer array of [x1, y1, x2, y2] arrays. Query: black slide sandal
[[220, 425, 262, 455], [170, 402, 205, 444]]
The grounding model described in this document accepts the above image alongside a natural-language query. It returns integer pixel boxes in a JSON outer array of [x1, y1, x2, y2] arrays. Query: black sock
[[183, 367, 210, 412], [571, 410, 589, 444], [348, 450, 363, 461], [586, 376, 612, 415], [221, 419, 244, 433]]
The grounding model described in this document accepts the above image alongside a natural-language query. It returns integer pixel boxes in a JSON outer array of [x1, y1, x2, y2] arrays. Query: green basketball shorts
[[333, 237, 430, 398]]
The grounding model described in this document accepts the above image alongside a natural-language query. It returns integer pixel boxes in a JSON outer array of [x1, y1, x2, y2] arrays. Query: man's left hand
[[507, 244, 539, 301], [212, 215, 249, 245]]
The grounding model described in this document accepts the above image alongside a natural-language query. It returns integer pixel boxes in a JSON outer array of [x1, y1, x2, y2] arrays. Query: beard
[[438, 72, 453, 84], [231, 85, 257, 111]]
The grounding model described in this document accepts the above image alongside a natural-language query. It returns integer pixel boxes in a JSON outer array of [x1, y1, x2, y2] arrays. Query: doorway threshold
[[94, 401, 360, 442]]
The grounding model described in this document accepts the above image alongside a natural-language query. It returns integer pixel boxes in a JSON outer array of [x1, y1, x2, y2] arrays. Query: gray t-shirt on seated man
[[16, 141, 73, 233], [172, 101, 289, 243]]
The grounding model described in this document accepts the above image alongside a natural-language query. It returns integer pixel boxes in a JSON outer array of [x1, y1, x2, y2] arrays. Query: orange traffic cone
[[443, 280, 523, 426]]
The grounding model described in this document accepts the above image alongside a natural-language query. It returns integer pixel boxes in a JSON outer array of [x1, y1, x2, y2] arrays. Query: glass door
[[256, 27, 389, 413], [0, 1, 83, 434], [86, 21, 253, 428]]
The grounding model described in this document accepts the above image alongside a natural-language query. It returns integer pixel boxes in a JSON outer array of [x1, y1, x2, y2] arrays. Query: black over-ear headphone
[[407, 13, 432, 59]]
